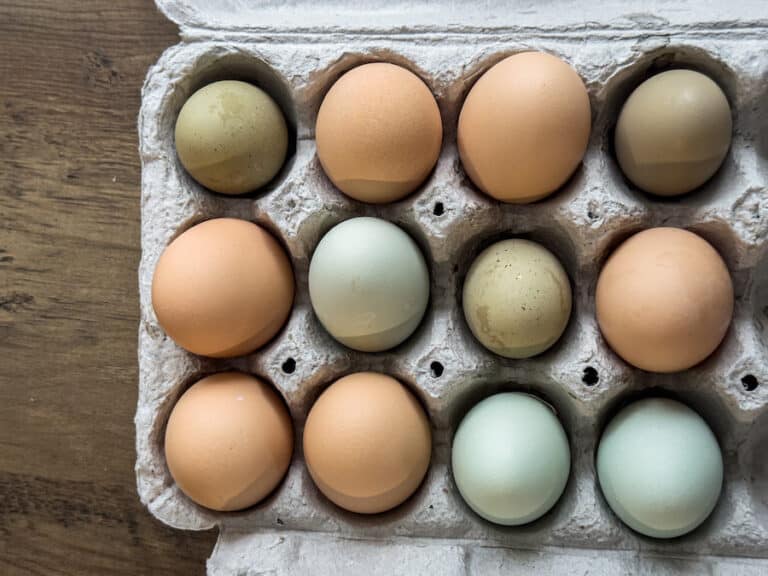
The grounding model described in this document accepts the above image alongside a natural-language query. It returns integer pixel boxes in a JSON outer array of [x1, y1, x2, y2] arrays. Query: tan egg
[[615, 70, 732, 197], [315, 63, 442, 204], [303, 372, 432, 514], [462, 239, 572, 358], [596, 227, 733, 373], [458, 52, 591, 203], [151, 218, 294, 357], [175, 80, 289, 195], [164, 372, 294, 511]]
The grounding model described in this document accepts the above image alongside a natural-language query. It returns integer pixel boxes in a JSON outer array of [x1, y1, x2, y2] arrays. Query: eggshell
[[303, 372, 432, 514], [596, 227, 733, 372], [164, 372, 294, 512], [451, 392, 571, 526], [308, 217, 429, 352], [152, 218, 294, 357], [615, 69, 732, 196], [597, 397, 723, 538], [175, 80, 289, 195], [315, 63, 442, 203], [462, 239, 572, 358], [457, 52, 591, 203]]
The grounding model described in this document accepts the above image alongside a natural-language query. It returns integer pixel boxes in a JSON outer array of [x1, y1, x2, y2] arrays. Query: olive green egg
[[614, 69, 732, 197], [462, 239, 572, 359], [174, 80, 289, 195]]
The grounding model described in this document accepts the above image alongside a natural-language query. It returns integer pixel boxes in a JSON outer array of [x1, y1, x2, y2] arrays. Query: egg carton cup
[[137, 1, 768, 573]]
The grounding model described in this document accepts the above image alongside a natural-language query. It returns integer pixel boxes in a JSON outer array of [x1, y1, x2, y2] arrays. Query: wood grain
[[0, 1, 217, 574]]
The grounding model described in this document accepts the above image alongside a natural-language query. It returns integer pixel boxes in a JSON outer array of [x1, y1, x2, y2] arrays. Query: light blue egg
[[451, 392, 571, 526], [597, 397, 723, 539]]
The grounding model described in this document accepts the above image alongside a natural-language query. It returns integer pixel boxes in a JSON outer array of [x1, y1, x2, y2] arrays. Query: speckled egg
[[175, 80, 289, 195], [462, 239, 572, 358]]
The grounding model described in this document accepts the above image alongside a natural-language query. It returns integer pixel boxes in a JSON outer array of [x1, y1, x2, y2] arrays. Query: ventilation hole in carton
[[430, 361, 444, 378], [433, 201, 445, 216], [742, 374, 759, 392], [281, 358, 296, 374], [582, 366, 599, 386]]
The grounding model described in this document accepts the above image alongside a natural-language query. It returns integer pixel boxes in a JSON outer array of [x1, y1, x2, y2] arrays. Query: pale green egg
[[451, 392, 571, 525], [597, 397, 723, 538], [308, 217, 430, 352]]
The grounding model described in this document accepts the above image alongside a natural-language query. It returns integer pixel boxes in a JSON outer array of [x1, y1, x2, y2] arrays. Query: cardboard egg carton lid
[[155, 0, 768, 36], [139, 0, 768, 574]]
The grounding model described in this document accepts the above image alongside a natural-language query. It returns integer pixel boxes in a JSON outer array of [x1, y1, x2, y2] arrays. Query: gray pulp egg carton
[[136, 1, 768, 573]]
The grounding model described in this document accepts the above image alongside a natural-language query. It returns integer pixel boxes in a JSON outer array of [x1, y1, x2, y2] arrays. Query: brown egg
[[152, 218, 294, 357], [596, 227, 733, 373], [164, 372, 293, 511], [315, 62, 442, 204], [303, 372, 432, 514], [458, 52, 591, 203]]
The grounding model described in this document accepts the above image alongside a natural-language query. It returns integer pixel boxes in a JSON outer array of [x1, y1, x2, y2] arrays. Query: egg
[[308, 217, 429, 352], [596, 227, 733, 372], [315, 62, 442, 203], [462, 239, 572, 358], [164, 372, 293, 511], [597, 397, 723, 538], [615, 69, 732, 196], [175, 80, 289, 195], [303, 372, 432, 514], [458, 52, 591, 203], [152, 218, 294, 357], [452, 392, 570, 526]]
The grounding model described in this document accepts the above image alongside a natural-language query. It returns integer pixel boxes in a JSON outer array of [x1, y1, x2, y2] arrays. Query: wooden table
[[0, 1, 218, 573]]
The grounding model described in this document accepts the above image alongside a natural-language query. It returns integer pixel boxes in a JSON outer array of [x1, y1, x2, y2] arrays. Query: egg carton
[[136, 1, 768, 574]]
